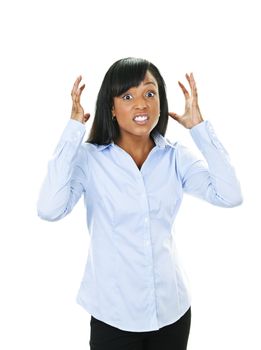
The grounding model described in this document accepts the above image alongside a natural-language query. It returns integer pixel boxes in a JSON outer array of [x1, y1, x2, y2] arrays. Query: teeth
[[134, 116, 148, 121]]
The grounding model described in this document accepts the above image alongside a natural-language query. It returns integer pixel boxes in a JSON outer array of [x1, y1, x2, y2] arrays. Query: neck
[[115, 132, 155, 155]]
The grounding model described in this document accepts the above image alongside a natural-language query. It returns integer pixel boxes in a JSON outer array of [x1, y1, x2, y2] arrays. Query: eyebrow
[[120, 81, 157, 96]]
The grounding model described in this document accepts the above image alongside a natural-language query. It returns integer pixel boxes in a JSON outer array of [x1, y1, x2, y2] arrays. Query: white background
[[0, 0, 260, 349]]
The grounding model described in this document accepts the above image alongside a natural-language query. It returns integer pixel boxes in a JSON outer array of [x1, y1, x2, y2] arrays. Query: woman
[[37, 57, 243, 350]]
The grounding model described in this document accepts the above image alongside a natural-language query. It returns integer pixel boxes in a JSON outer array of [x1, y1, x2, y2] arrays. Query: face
[[111, 70, 160, 140]]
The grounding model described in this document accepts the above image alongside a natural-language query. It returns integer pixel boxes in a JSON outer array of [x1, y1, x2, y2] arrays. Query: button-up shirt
[[37, 119, 243, 332]]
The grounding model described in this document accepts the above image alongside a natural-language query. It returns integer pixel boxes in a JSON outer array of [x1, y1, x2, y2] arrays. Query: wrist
[[70, 116, 85, 124], [189, 118, 204, 129]]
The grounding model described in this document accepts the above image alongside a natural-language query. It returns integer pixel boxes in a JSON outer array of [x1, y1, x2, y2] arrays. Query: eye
[[122, 93, 133, 100], [146, 90, 156, 98]]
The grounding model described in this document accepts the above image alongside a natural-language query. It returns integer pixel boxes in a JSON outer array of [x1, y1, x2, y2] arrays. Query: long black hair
[[86, 57, 169, 144]]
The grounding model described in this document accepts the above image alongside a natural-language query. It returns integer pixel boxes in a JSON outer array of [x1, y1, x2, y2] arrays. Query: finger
[[77, 83, 85, 96], [71, 75, 82, 97], [184, 74, 197, 105], [185, 73, 194, 91], [187, 72, 196, 90], [189, 73, 198, 100], [72, 82, 85, 105], [74, 83, 85, 104], [178, 81, 190, 99], [168, 112, 181, 121], [73, 75, 82, 92], [83, 113, 91, 122], [79, 83, 85, 92]]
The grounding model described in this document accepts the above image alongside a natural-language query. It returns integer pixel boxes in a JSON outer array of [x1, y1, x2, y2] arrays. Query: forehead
[[142, 71, 158, 86], [128, 70, 158, 90]]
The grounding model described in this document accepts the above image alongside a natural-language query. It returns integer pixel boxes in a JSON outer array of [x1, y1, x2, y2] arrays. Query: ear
[[111, 105, 115, 116]]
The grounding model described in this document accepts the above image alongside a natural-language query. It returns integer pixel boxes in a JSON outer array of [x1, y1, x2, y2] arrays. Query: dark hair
[[85, 57, 169, 145]]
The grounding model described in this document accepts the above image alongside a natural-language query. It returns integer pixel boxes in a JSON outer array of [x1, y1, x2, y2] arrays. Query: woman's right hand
[[70, 75, 90, 124]]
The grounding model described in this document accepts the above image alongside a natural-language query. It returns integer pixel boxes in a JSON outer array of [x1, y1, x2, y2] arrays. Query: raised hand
[[70, 75, 90, 124], [169, 73, 204, 129]]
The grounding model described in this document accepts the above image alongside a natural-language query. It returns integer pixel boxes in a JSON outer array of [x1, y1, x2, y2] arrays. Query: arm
[[37, 75, 91, 221], [169, 72, 243, 207], [176, 120, 243, 207], [37, 119, 87, 221]]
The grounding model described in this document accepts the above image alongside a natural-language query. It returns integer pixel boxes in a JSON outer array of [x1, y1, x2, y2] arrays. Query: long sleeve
[[37, 119, 87, 221], [176, 120, 243, 207]]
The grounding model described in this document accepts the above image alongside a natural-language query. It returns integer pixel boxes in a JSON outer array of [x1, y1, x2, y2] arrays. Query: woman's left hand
[[169, 73, 204, 129]]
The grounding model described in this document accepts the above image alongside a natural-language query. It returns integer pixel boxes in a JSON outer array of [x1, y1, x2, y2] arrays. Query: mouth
[[133, 114, 149, 125]]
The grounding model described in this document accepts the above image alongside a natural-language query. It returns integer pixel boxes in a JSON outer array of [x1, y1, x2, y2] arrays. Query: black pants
[[89, 307, 191, 350]]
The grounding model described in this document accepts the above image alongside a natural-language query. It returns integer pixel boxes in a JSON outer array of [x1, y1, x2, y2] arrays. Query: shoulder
[[162, 134, 199, 166], [161, 135, 181, 152], [79, 142, 111, 155], [152, 130, 178, 151]]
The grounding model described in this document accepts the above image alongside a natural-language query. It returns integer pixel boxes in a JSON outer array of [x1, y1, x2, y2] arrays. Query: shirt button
[[145, 240, 150, 246], [144, 217, 149, 224]]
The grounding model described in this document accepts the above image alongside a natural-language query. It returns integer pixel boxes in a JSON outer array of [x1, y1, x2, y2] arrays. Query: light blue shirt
[[37, 119, 243, 332]]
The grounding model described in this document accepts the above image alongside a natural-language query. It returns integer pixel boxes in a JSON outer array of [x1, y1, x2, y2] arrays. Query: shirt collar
[[95, 130, 169, 152]]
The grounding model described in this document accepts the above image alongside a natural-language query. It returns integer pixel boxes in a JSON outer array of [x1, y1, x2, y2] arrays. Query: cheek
[[115, 103, 132, 117], [152, 99, 160, 113]]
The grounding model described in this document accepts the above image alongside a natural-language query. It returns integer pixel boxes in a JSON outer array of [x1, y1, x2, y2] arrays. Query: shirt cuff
[[60, 118, 86, 143], [189, 120, 226, 153]]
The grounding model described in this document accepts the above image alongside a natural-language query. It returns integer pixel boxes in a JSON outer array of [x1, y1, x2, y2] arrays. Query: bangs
[[110, 57, 149, 97]]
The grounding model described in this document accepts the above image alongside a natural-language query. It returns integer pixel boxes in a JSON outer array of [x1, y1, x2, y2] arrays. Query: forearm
[[37, 119, 87, 221], [186, 120, 243, 207]]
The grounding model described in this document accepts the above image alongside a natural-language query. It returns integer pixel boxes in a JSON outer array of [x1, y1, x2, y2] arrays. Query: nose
[[134, 95, 148, 109]]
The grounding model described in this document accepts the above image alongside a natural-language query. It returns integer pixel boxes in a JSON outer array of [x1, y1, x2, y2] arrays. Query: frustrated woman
[[37, 57, 243, 350]]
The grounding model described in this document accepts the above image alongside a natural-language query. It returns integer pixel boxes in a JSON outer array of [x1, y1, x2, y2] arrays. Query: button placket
[[137, 174, 158, 327]]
